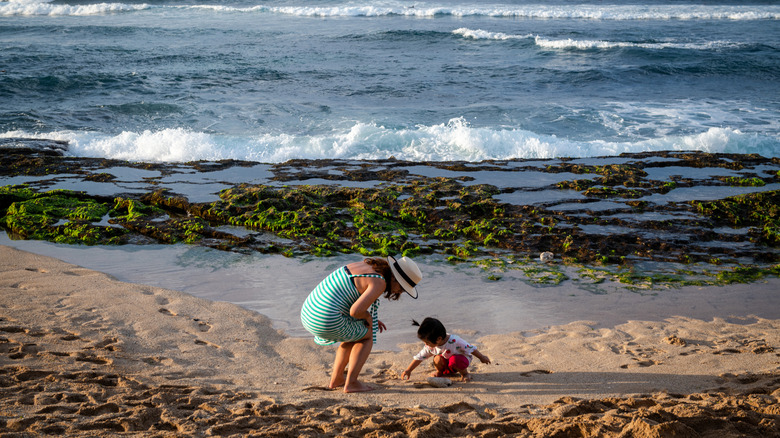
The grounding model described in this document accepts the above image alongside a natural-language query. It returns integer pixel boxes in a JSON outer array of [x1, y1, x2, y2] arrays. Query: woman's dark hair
[[412, 317, 447, 343], [363, 258, 398, 300]]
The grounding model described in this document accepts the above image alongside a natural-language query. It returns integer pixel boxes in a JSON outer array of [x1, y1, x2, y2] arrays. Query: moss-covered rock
[[1, 149, 778, 288], [0, 187, 126, 245]]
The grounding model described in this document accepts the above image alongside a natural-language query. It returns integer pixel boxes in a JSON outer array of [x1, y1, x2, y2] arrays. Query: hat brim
[[388, 256, 418, 299]]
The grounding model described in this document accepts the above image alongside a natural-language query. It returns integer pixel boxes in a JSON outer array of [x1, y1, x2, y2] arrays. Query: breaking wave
[[3, 119, 777, 163]]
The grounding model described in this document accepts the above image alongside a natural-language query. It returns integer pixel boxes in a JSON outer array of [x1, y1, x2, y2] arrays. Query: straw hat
[[387, 255, 422, 299]]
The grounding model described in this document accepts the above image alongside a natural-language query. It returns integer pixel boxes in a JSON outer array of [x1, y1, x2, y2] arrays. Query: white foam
[[3, 121, 777, 163], [0, 0, 150, 16], [3, 1, 778, 20], [453, 28, 532, 41], [453, 28, 744, 51], [534, 36, 742, 51], [259, 3, 780, 21]]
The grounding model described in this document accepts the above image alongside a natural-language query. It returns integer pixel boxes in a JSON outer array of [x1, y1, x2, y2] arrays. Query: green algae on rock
[[691, 190, 780, 247], [1, 144, 779, 289], [1, 186, 125, 245]]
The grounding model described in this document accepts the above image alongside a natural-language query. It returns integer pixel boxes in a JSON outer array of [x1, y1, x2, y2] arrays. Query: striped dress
[[300, 266, 383, 346]]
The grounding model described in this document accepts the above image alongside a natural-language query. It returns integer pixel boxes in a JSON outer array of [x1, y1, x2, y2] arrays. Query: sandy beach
[[2, 245, 779, 437]]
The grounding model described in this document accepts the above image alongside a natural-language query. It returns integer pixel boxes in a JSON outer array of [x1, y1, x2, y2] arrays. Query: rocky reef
[[1, 137, 778, 288]]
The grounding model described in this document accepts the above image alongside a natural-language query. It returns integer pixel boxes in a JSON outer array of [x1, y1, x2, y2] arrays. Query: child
[[401, 317, 490, 382]]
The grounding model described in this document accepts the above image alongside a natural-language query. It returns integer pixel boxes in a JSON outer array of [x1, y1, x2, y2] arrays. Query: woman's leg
[[343, 333, 374, 393], [329, 342, 353, 389]]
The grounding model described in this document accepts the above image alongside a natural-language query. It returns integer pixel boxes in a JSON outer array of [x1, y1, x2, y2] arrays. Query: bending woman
[[301, 256, 422, 393]]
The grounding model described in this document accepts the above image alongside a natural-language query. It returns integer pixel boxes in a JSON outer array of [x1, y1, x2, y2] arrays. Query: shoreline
[[2, 245, 779, 436], [4, 236, 780, 352]]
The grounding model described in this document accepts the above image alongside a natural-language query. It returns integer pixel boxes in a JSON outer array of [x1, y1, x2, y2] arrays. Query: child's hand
[[401, 369, 412, 380], [480, 355, 491, 364]]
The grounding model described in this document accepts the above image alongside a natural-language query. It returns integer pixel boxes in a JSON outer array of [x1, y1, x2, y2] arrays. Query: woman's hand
[[377, 320, 387, 333]]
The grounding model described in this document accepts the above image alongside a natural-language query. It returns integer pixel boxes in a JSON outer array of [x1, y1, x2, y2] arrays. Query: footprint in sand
[[75, 352, 112, 365], [88, 336, 120, 351], [0, 338, 16, 355], [43, 351, 71, 358], [0, 325, 27, 334], [620, 359, 661, 369], [520, 369, 553, 377], [194, 339, 221, 349], [142, 356, 174, 366], [616, 343, 666, 368], [193, 318, 211, 332], [77, 402, 121, 416], [713, 348, 741, 355], [8, 343, 39, 359]]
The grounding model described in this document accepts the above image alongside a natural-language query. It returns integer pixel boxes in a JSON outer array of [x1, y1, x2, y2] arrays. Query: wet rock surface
[[1, 138, 779, 288]]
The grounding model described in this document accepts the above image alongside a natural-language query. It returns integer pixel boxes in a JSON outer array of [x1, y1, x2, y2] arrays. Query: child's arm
[[401, 359, 423, 380], [472, 349, 490, 364]]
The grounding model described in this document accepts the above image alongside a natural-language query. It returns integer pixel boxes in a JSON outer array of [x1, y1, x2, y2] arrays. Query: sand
[[1, 245, 779, 437]]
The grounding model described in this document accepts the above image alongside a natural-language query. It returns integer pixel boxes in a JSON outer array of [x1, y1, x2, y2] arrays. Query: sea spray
[[3, 123, 777, 163]]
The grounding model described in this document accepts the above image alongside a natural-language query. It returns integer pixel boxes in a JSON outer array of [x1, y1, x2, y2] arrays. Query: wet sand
[[3, 235, 780, 352], [2, 245, 779, 437]]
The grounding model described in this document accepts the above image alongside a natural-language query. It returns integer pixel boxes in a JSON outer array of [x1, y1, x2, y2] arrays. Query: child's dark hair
[[412, 317, 447, 343]]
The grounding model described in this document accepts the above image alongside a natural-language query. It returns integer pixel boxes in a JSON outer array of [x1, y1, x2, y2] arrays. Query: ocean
[[1, 0, 779, 162]]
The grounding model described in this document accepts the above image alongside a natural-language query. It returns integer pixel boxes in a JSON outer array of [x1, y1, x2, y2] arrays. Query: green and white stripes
[[301, 267, 381, 346]]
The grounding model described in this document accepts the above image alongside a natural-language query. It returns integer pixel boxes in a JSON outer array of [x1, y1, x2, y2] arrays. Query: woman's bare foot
[[344, 381, 375, 393], [329, 375, 346, 389]]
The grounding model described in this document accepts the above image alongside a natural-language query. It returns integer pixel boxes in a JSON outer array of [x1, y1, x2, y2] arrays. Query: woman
[[301, 255, 422, 393]]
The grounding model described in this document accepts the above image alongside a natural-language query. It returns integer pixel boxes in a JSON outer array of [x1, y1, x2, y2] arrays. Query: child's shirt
[[413, 334, 477, 363]]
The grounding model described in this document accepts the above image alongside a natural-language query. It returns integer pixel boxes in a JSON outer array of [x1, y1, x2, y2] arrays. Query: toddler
[[401, 317, 490, 382]]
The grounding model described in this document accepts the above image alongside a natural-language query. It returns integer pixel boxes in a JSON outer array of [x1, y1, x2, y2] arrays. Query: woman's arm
[[349, 277, 385, 321]]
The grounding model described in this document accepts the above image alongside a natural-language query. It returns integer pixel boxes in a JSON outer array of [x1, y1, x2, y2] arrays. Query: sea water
[[1, 0, 779, 162]]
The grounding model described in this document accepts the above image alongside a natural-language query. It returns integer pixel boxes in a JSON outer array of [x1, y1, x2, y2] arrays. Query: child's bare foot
[[344, 381, 375, 393], [430, 371, 445, 377], [460, 372, 472, 382]]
